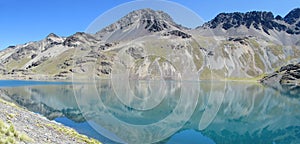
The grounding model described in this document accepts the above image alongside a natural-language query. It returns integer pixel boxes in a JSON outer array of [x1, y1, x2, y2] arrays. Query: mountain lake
[[0, 80, 299, 144]]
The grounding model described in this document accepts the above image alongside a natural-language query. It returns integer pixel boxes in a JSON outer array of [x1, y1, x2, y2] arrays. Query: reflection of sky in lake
[[167, 130, 215, 144], [0, 80, 300, 144], [55, 117, 121, 144]]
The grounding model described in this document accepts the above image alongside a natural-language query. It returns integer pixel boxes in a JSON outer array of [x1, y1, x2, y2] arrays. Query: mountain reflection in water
[[0, 80, 299, 144]]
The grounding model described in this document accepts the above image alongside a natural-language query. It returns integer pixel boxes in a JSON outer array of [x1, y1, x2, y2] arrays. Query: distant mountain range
[[202, 8, 300, 34], [0, 8, 299, 84]]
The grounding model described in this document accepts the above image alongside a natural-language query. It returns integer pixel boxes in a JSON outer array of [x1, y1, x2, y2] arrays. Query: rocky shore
[[260, 62, 300, 85], [0, 98, 101, 144]]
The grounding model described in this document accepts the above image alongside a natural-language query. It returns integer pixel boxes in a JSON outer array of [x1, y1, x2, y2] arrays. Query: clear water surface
[[0, 80, 299, 144]]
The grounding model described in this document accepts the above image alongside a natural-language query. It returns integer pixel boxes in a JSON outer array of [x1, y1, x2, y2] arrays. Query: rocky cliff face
[[201, 10, 300, 35], [0, 8, 299, 81], [197, 8, 300, 46], [284, 8, 300, 25]]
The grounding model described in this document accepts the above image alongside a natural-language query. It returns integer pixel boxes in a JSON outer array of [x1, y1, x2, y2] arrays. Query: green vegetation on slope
[[190, 39, 204, 70], [0, 120, 33, 144], [6, 58, 31, 71], [254, 53, 265, 71], [45, 123, 101, 144], [268, 44, 284, 56], [33, 49, 75, 75]]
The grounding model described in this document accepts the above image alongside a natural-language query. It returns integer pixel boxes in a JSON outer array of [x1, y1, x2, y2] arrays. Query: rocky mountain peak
[[98, 8, 182, 34], [284, 8, 300, 24], [45, 33, 63, 43], [201, 9, 300, 35], [203, 11, 276, 30], [46, 33, 60, 39], [126, 8, 175, 24]]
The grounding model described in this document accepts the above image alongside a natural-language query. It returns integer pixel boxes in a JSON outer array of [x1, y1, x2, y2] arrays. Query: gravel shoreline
[[0, 98, 101, 144]]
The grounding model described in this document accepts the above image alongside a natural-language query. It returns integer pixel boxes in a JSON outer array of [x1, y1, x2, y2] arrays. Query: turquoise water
[[0, 80, 72, 87], [0, 80, 299, 144]]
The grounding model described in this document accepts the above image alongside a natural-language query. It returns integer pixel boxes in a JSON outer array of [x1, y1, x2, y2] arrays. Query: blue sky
[[0, 0, 299, 50]]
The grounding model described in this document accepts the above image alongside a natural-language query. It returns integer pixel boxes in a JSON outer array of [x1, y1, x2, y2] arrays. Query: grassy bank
[[0, 98, 101, 144]]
